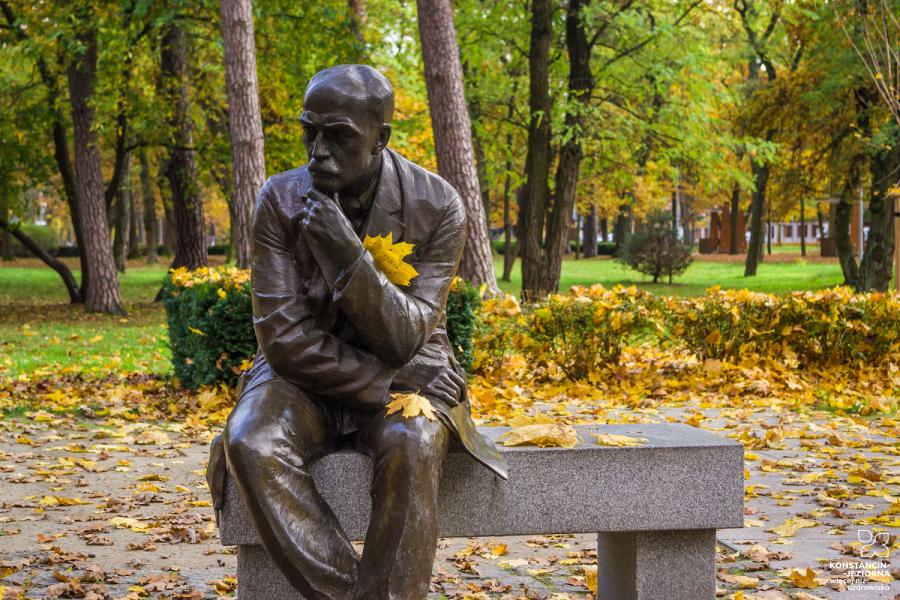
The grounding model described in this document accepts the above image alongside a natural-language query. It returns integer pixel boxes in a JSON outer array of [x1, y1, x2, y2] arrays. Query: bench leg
[[596, 529, 716, 600], [237, 545, 308, 600]]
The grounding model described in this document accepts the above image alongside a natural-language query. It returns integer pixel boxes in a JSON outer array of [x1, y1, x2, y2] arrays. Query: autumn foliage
[[670, 287, 900, 365], [473, 283, 900, 383]]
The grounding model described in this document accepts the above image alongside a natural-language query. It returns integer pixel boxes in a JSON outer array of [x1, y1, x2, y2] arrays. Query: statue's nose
[[310, 132, 330, 159]]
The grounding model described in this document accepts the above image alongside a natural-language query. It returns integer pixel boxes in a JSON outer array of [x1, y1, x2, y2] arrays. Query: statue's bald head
[[305, 64, 394, 127], [300, 65, 394, 193]]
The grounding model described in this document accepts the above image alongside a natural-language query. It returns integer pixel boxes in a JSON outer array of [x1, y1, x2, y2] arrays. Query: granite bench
[[215, 423, 744, 600]]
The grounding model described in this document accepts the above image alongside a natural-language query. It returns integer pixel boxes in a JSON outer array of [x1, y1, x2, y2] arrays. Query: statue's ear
[[373, 124, 391, 155]]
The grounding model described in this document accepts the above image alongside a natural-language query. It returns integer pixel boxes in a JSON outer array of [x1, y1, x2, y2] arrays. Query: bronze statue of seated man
[[206, 64, 507, 600]]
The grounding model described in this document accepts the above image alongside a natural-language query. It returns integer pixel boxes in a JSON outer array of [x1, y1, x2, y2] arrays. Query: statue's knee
[[223, 409, 270, 471], [380, 419, 447, 463]]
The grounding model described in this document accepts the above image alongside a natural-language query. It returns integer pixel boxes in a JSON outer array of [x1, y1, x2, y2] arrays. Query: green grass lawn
[[0, 262, 173, 379], [0, 252, 849, 378], [493, 255, 846, 297]]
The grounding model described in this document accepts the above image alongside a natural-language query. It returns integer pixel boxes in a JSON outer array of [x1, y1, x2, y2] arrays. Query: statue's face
[[300, 85, 388, 194]]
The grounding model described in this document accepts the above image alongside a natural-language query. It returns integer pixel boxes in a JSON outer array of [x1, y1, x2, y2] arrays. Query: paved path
[[0, 406, 897, 599]]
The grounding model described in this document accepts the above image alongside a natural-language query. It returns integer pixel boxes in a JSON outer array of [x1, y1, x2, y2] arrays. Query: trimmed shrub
[[163, 267, 482, 387], [163, 267, 256, 388], [446, 277, 481, 371], [473, 284, 900, 381], [473, 284, 662, 381], [527, 285, 660, 379], [669, 287, 900, 365]]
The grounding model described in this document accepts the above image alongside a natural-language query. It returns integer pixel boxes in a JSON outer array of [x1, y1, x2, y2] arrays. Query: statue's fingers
[[306, 188, 331, 204], [432, 380, 459, 405], [421, 345, 440, 357], [446, 368, 465, 390]]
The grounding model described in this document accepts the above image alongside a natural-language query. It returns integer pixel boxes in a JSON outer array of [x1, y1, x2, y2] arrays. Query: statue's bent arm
[[250, 180, 397, 409], [331, 194, 467, 368]]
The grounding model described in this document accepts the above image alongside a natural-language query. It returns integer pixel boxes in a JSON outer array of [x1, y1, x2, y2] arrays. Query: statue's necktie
[[340, 195, 366, 235]]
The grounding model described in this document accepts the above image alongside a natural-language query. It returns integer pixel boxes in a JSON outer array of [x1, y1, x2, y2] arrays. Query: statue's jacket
[[208, 149, 508, 513]]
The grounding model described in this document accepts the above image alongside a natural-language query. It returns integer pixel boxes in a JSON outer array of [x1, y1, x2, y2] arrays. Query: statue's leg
[[223, 378, 358, 600], [352, 410, 450, 600]]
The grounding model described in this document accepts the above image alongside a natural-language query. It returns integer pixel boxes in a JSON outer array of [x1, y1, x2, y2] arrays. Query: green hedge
[[163, 267, 481, 388], [163, 267, 257, 388], [446, 278, 481, 371]]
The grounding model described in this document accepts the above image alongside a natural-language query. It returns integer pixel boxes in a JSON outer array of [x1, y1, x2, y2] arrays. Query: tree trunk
[[816, 204, 825, 241], [835, 165, 861, 287], [744, 160, 769, 276], [613, 204, 632, 250], [1, 218, 82, 302], [583, 204, 598, 257], [501, 181, 516, 283], [601, 216, 608, 242], [799, 195, 806, 257], [161, 19, 207, 270], [221, 0, 266, 269], [859, 124, 900, 291], [519, 0, 553, 300], [543, 0, 593, 294], [129, 167, 143, 260], [67, 16, 124, 314], [1, 227, 11, 261], [348, 0, 366, 49], [113, 150, 132, 272], [139, 150, 160, 264], [417, 0, 498, 292], [501, 92, 517, 282], [729, 181, 741, 254]]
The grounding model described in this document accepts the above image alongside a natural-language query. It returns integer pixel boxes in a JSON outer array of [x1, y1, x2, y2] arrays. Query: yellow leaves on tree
[[500, 424, 580, 448], [363, 233, 419, 286], [386, 392, 437, 421]]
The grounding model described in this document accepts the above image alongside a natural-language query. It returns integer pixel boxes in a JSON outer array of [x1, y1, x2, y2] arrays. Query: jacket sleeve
[[250, 179, 397, 408], [331, 191, 467, 368]]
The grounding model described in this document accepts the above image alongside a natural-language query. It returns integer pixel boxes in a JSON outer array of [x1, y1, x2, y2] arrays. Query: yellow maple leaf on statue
[[386, 392, 437, 421], [362, 232, 419, 286]]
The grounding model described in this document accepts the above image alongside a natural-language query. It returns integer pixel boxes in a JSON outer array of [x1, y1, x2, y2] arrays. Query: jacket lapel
[[360, 150, 405, 243]]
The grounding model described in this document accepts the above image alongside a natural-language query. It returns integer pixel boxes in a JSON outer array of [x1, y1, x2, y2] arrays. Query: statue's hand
[[298, 188, 363, 271], [392, 345, 465, 407]]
